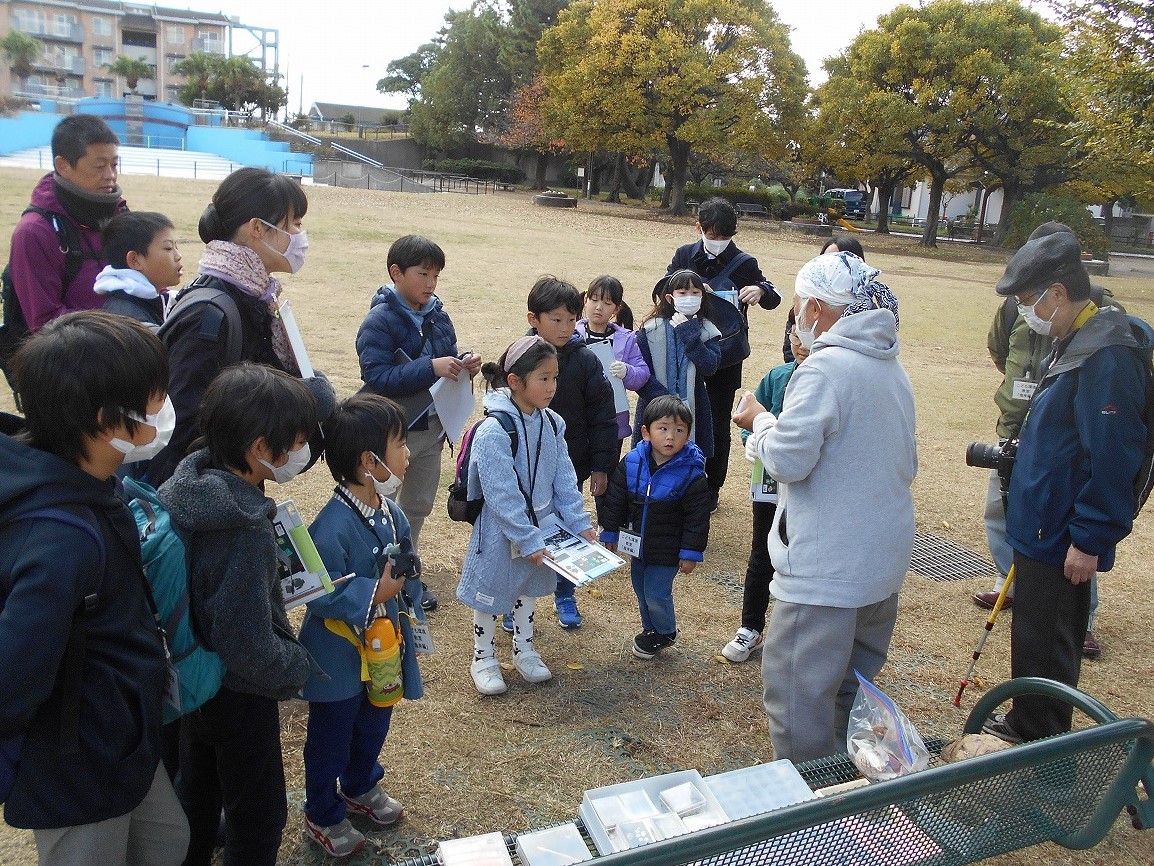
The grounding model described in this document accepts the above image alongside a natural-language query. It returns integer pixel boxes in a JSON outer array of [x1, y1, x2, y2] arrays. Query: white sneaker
[[722, 627, 764, 663], [470, 657, 508, 695], [513, 650, 553, 683]]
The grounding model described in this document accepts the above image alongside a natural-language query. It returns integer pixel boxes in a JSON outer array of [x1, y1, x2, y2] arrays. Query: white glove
[[670, 312, 688, 326], [609, 360, 627, 379]]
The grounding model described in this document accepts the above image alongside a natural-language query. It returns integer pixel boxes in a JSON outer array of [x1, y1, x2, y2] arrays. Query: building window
[[54, 14, 76, 37], [94, 47, 114, 67], [91, 16, 112, 37], [94, 78, 115, 98], [196, 30, 220, 53], [14, 9, 47, 34], [167, 26, 186, 45], [166, 85, 182, 103], [166, 54, 186, 75]]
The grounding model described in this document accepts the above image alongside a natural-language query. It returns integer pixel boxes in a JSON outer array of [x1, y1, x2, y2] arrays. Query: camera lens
[[966, 442, 1001, 469]]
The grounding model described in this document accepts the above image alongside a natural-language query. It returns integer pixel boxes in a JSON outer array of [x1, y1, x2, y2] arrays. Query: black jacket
[[536, 331, 618, 481], [667, 240, 780, 313], [101, 291, 166, 328], [148, 276, 286, 486], [0, 422, 167, 829], [597, 440, 711, 567]]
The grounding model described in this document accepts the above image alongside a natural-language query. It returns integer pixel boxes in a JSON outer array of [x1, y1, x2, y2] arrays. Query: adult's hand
[[731, 390, 767, 431], [1065, 546, 1098, 585]]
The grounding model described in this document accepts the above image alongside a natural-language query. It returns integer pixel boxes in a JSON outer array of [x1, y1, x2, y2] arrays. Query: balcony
[[33, 55, 85, 75], [190, 37, 224, 55], [13, 21, 85, 43], [16, 81, 86, 100]]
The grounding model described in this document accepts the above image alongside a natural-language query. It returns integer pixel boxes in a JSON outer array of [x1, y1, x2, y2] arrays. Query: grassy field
[[1, 169, 1153, 865]]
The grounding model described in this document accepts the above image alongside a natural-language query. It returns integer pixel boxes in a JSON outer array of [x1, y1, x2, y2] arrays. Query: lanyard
[[513, 408, 545, 527]]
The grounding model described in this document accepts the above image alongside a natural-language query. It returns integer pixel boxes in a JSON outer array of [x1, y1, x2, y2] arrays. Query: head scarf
[[794, 252, 899, 325]]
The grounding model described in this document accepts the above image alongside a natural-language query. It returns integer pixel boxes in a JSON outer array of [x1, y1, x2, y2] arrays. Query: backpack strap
[[5, 506, 105, 755], [159, 277, 244, 367], [715, 251, 753, 284], [21, 206, 96, 295]]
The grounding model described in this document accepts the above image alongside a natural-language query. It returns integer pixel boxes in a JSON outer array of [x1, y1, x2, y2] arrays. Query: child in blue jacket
[[598, 395, 712, 660], [300, 393, 426, 858], [355, 235, 481, 610]]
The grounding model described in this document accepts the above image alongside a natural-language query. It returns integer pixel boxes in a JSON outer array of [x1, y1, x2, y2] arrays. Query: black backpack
[[0, 207, 96, 397]]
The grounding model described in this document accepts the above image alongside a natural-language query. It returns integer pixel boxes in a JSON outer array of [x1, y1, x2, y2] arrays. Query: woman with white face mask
[[633, 270, 723, 454], [148, 167, 333, 488]]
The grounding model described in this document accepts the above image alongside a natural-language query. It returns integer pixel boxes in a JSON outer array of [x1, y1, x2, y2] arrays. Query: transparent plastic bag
[[847, 670, 930, 781]]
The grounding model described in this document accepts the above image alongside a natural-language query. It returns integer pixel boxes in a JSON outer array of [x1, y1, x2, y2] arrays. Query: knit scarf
[[52, 173, 123, 229], [198, 241, 298, 373]]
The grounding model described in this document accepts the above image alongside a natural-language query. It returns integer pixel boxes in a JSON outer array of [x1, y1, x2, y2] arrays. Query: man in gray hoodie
[[734, 252, 916, 763]]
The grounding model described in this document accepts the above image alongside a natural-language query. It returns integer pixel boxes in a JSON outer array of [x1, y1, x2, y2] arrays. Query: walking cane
[[952, 564, 1015, 707]]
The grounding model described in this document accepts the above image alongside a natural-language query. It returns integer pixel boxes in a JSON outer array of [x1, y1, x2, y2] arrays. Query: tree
[[172, 53, 285, 116], [538, 0, 808, 215], [490, 74, 565, 189], [819, 1, 1072, 247], [377, 42, 439, 99], [105, 55, 153, 94], [2, 30, 42, 92]]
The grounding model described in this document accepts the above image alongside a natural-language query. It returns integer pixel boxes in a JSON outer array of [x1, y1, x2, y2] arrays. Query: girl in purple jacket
[[576, 276, 651, 456]]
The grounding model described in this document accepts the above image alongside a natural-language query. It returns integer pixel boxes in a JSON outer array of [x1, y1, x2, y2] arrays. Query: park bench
[[735, 203, 769, 219], [408, 679, 1153, 866]]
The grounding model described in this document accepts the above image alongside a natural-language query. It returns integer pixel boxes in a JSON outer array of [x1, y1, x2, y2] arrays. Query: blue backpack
[[122, 478, 225, 723]]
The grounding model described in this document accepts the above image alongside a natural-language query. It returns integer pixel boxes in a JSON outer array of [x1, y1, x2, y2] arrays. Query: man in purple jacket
[[3, 116, 125, 368]]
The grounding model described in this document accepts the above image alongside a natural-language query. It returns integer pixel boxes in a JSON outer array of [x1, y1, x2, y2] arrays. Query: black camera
[[966, 438, 1018, 491]]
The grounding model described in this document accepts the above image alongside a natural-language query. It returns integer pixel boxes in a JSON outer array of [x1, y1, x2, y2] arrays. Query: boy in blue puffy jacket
[[355, 236, 481, 609], [598, 395, 712, 660]]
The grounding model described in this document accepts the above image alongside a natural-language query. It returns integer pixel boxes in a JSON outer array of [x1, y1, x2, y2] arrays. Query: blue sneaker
[[554, 595, 583, 629], [501, 613, 515, 634]]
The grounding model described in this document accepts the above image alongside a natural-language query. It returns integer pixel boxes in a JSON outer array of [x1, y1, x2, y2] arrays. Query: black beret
[[995, 232, 1086, 297]]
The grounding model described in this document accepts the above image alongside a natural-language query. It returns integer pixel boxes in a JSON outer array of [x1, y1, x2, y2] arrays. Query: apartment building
[[1, 0, 238, 103]]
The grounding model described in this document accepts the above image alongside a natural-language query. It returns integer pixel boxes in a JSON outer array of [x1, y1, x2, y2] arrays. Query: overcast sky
[[218, 0, 1053, 113]]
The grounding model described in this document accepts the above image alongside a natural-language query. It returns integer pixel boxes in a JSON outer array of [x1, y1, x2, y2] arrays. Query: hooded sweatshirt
[[747, 309, 917, 608], [94, 265, 167, 327], [0, 422, 166, 829], [159, 449, 310, 700]]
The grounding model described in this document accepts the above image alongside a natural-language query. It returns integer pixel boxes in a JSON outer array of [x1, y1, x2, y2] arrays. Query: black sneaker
[[420, 583, 438, 612], [981, 711, 1025, 745], [632, 630, 678, 660]]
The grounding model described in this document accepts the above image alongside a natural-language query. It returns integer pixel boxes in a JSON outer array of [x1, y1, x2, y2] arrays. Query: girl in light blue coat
[[458, 336, 595, 695], [300, 394, 425, 858]]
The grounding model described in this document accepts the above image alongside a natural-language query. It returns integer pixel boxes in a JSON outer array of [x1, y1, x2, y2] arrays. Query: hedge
[[421, 159, 524, 184]]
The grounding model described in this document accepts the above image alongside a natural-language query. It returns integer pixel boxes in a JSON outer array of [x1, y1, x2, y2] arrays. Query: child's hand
[[432, 355, 465, 379], [679, 559, 698, 574], [603, 541, 617, 553], [589, 471, 608, 496], [373, 561, 406, 604], [609, 360, 627, 379], [525, 547, 549, 566], [462, 352, 483, 378], [738, 285, 765, 305], [579, 528, 598, 544]]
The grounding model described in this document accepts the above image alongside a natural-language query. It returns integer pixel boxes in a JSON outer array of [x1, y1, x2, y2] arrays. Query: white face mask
[[1017, 288, 1055, 336], [367, 452, 403, 500], [109, 395, 176, 464], [795, 298, 819, 350], [259, 442, 311, 484], [672, 295, 702, 317], [260, 220, 309, 273], [701, 233, 729, 257]]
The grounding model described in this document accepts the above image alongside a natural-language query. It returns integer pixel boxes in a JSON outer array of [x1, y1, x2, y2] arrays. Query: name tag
[[408, 619, 435, 655], [1011, 378, 1037, 401], [618, 530, 642, 558]]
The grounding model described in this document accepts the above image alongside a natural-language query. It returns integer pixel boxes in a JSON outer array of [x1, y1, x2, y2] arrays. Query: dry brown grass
[[2, 169, 1153, 865]]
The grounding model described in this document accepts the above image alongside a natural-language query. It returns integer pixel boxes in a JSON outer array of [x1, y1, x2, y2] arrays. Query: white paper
[[514, 514, 625, 585], [429, 369, 476, 444], [277, 299, 314, 379], [586, 339, 629, 413]]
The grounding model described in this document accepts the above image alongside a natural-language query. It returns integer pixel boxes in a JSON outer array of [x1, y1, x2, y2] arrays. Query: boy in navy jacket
[[598, 395, 711, 659], [526, 276, 617, 628], [356, 236, 481, 610]]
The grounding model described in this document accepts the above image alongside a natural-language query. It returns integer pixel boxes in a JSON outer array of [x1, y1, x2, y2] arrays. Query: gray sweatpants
[[397, 415, 445, 555], [33, 764, 189, 866], [762, 592, 900, 763]]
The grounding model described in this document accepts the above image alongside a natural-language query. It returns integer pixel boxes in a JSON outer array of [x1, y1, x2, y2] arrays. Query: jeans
[[303, 693, 393, 827], [630, 560, 678, 635]]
